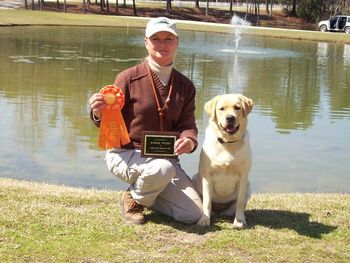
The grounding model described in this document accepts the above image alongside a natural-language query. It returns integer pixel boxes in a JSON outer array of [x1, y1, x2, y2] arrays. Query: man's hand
[[174, 137, 195, 156], [89, 93, 106, 119]]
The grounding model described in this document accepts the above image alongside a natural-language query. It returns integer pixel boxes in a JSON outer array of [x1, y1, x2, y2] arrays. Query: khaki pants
[[106, 149, 202, 224]]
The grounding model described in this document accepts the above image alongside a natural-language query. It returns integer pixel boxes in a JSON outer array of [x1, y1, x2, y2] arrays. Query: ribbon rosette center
[[98, 85, 130, 149]]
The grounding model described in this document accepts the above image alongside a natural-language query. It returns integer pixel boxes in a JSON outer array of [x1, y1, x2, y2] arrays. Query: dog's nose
[[226, 115, 235, 123]]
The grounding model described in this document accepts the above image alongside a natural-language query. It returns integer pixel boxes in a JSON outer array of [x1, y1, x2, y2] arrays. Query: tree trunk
[[115, 0, 118, 12], [291, 0, 297, 16], [106, 0, 109, 12], [83, 0, 87, 13], [132, 0, 136, 15], [24, 0, 28, 9], [63, 0, 66, 12], [195, 0, 200, 9], [269, 0, 273, 18], [256, 0, 260, 25], [100, 0, 104, 12], [205, 0, 209, 15], [166, 0, 172, 12]]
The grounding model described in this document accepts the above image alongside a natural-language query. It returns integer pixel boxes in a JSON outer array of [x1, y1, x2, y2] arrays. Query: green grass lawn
[[1, 178, 349, 262]]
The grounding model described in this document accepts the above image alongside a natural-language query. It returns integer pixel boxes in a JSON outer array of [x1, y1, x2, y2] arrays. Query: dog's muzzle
[[221, 115, 240, 135]]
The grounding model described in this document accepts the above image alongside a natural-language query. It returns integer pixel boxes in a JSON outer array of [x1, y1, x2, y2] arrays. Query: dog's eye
[[219, 107, 224, 111], [234, 105, 241, 111]]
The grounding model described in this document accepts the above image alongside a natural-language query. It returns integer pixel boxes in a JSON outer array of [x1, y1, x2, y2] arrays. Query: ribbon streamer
[[98, 85, 130, 149]]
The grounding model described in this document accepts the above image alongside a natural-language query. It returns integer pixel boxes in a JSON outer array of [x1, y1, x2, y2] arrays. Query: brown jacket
[[91, 60, 198, 150]]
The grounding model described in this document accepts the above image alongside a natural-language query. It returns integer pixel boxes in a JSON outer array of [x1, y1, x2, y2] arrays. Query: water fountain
[[229, 13, 251, 52], [219, 14, 297, 58]]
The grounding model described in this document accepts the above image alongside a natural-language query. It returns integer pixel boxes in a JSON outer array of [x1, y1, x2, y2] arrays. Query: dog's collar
[[217, 137, 239, 144]]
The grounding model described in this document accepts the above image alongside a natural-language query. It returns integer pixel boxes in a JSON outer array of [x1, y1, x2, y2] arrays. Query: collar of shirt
[[147, 56, 173, 86]]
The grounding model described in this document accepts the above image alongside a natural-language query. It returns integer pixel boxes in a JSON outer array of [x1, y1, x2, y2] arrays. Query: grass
[[1, 8, 350, 43], [1, 178, 349, 262]]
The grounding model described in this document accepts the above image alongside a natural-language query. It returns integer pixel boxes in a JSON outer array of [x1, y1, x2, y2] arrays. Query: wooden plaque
[[141, 131, 180, 159]]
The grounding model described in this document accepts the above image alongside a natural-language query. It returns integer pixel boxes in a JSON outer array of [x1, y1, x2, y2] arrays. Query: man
[[89, 17, 202, 224]]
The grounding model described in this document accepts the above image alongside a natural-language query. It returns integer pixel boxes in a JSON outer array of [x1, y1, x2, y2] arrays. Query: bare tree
[[82, 0, 85, 13], [256, 0, 260, 25], [269, 0, 274, 18], [205, 0, 209, 15], [132, 0, 136, 15], [195, 0, 200, 9], [100, 0, 104, 12], [291, 0, 297, 16], [166, 0, 172, 12]]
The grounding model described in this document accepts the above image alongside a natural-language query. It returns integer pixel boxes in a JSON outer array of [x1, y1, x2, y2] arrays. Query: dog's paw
[[196, 214, 210, 226], [233, 217, 246, 229]]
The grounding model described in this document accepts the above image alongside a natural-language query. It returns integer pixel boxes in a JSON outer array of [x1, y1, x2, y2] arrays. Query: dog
[[193, 94, 254, 228]]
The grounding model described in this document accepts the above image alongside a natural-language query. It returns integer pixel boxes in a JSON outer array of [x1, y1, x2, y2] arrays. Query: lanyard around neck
[[146, 64, 174, 131]]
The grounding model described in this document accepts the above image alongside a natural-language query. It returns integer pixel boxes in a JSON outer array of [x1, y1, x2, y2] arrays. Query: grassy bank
[[1, 9, 350, 43], [0, 178, 349, 262]]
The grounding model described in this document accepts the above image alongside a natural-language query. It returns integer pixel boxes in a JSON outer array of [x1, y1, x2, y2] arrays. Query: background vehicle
[[318, 15, 350, 34]]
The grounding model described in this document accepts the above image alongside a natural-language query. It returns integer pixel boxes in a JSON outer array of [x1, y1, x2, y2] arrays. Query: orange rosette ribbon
[[98, 85, 130, 149]]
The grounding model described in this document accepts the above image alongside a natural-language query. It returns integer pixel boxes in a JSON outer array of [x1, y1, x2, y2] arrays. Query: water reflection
[[0, 26, 349, 192], [343, 44, 350, 66]]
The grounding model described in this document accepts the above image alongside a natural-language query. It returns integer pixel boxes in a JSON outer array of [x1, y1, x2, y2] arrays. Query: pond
[[0, 26, 349, 193]]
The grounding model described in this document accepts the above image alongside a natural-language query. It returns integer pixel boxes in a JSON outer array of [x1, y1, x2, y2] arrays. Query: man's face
[[145, 31, 179, 66]]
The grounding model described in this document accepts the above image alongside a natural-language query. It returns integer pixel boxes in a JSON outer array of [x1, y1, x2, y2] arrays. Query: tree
[[100, 0, 104, 12], [132, 0, 136, 15], [166, 0, 172, 12], [205, 0, 209, 15], [291, 0, 297, 16], [106, 0, 110, 12], [297, 0, 326, 22], [266, 0, 274, 18], [195, 0, 200, 9], [83, 0, 87, 13]]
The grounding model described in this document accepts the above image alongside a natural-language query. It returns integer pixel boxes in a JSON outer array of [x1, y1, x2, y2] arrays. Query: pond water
[[0, 26, 349, 193]]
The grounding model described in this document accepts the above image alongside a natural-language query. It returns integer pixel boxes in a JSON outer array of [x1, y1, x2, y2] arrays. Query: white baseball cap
[[145, 17, 178, 38]]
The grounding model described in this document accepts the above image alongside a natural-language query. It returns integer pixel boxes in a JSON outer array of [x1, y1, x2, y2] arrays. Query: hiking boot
[[119, 190, 145, 224]]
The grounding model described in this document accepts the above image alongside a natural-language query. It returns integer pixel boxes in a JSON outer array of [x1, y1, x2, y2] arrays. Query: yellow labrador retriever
[[194, 94, 253, 228]]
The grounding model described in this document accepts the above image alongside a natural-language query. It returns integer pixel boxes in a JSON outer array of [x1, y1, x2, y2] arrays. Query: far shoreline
[[1, 9, 350, 43]]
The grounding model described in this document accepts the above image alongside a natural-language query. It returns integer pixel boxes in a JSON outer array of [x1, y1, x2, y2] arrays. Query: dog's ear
[[204, 96, 219, 120], [238, 94, 254, 116]]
